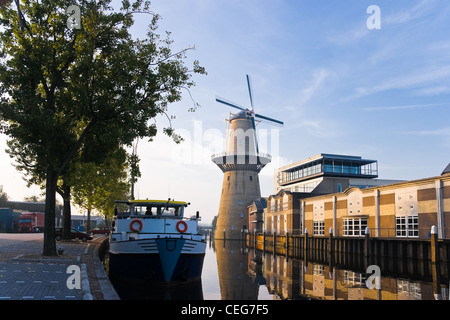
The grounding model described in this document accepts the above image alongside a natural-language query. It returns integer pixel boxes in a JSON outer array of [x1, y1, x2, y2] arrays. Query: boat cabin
[[114, 199, 190, 219]]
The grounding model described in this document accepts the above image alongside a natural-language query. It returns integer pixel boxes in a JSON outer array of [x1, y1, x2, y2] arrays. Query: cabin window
[[133, 204, 182, 217]]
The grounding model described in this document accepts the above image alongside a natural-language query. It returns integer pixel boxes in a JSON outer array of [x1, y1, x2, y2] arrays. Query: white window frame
[[396, 215, 418, 238], [343, 218, 367, 237], [313, 220, 324, 236]]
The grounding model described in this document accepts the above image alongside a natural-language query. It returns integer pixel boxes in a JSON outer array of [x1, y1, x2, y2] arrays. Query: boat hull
[[108, 237, 205, 284]]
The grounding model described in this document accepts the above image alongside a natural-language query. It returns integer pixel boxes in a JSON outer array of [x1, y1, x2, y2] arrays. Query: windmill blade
[[246, 74, 254, 111], [255, 113, 284, 125], [215, 96, 246, 111]]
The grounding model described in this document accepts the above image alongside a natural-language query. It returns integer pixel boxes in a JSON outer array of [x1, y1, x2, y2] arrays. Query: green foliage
[[71, 148, 130, 218], [0, 0, 206, 255]]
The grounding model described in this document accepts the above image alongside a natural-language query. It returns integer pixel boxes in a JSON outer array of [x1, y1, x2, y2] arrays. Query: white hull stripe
[[110, 238, 206, 255]]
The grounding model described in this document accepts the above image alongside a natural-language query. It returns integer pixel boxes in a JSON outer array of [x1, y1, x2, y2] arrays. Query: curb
[[81, 263, 93, 300], [92, 237, 120, 300]]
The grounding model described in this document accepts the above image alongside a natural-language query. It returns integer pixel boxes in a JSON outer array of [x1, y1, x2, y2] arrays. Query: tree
[[0, 185, 8, 206], [0, 0, 205, 255], [71, 147, 131, 232], [23, 195, 43, 202]]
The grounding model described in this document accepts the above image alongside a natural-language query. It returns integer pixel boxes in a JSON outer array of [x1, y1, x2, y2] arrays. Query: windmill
[[212, 75, 283, 240]]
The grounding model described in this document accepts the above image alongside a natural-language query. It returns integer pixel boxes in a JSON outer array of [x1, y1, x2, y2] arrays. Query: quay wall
[[245, 228, 450, 283]]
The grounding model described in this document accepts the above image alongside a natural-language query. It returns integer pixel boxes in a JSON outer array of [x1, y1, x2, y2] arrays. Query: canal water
[[107, 238, 450, 300]]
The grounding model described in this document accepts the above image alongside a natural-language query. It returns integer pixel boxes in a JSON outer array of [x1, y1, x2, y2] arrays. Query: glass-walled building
[[274, 153, 398, 195]]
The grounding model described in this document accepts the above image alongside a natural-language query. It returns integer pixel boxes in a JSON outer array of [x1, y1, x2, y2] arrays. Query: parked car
[[90, 226, 110, 235], [55, 227, 93, 241]]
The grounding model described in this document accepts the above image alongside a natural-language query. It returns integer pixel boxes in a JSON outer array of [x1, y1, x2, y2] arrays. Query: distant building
[[247, 197, 267, 233], [265, 191, 307, 235], [71, 214, 104, 231]]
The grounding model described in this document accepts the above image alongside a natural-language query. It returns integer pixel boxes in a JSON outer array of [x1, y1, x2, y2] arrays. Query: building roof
[[277, 153, 376, 171], [248, 197, 267, 211], [442, 163, 450, 175]]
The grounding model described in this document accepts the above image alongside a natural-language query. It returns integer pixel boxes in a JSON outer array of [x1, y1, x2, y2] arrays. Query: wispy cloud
[[414, 86, 450, 96], [384, 0, 436, 25], [359, 102, 450, 111], [295, 119, 339, 139], [410, 127, 450, 136], [298, 69, 329, 106], [345, 65, 450, 101]]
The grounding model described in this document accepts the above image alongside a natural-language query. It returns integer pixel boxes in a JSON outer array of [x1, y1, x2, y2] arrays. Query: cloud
[[414, 86, 450, 96], [300, 69, 328, 103], [294, 119, 340, 139], [410, 127, 450, 136], [345, 65, 450, 101], [384, 0, 436, 25], [359, 102, 450, 111]]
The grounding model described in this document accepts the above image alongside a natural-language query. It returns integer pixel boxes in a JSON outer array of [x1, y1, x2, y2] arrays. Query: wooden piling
[[304, 228, 309, 260], [431, 225, 441, 299], [286, 231, 290, 258], [328, 228, 334, 266]]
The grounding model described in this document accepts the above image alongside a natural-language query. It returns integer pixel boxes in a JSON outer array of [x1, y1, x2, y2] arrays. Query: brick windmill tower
[[212, 75, 283, 239]]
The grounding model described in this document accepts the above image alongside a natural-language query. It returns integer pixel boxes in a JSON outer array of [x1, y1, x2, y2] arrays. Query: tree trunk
[[43, 166, 57, 256], [87, 208, 91, 233], [62, 183, 72, 241]]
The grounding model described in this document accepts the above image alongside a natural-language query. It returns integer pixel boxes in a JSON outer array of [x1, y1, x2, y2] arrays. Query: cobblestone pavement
[[0, 233, 116, 300], [0, 260, 83, 300]]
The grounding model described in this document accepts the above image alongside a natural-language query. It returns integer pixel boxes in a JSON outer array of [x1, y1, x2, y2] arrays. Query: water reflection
[[248, 247, 449, 300], [214, 240, 260, 299], [107, 237, 449, 300], [111, 278, 203, 300]]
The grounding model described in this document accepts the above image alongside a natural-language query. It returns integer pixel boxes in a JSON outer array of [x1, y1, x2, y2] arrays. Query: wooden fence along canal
[[244, 226, 450, 294]]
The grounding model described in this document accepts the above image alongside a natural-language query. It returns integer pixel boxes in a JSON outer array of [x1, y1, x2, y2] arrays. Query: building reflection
[[242, 247, 449, 300], [214, 240, 260, 299]]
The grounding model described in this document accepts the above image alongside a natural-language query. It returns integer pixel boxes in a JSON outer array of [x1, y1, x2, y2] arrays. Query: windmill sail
[[215, 96, 245, 111], [246, 74, 254, 111], [215, 74, 283, 155]]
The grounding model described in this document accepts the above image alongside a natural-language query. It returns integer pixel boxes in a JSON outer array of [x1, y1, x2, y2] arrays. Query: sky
[[1, 0, 450, 225]]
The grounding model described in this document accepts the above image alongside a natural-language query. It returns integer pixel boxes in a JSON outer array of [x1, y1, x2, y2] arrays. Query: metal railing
[[256, 227, 450, 239], [211, 152, 271, 160]]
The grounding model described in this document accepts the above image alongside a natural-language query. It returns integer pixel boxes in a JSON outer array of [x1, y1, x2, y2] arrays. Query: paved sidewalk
[[0, 233, 119, 300]]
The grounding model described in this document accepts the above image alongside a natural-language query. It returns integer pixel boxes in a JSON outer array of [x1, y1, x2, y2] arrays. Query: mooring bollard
[[364, 227, 370, 258]]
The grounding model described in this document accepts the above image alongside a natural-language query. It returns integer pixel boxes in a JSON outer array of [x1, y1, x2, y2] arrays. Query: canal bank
[[0, 233, 119, 300]]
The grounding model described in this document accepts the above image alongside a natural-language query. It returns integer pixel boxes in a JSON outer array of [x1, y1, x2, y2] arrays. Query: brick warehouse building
[[299, 167, 450, 239], [263, 155, 450, 239]]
